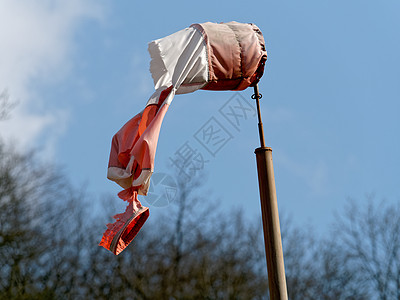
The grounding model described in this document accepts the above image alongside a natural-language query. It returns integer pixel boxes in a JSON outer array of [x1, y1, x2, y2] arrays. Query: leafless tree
[[3, 137, 400, 299], [0, 140, 99, 299], [332, 197, 400, 299], [90, 173, 268, 299]]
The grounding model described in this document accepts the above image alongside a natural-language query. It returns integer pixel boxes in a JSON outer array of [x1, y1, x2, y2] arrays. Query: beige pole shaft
[[255, 147, 288, 300], [253, 85, 288, 300]]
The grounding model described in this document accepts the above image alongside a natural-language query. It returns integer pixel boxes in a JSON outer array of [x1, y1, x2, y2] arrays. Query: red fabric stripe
[[101, 86, 173, 255], [99, 188, 149, 255]]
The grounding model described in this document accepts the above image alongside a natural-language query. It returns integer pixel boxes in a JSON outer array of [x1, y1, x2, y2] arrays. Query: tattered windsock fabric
[[99, 21, 267, 255]]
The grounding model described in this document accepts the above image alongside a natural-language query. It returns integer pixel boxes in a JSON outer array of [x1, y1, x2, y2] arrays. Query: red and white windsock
[[100, 21, 267, 255]]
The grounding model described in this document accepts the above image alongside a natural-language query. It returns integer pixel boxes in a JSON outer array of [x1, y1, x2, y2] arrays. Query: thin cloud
[[0, 0, 104, 155]]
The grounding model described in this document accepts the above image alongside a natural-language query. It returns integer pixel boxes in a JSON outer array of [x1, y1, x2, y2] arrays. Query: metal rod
[[253, 84, 266, 148], [253, 84, 288, 300]]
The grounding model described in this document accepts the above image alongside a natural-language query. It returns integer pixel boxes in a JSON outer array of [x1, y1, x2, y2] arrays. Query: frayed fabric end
[[99, 188, 149, 255]]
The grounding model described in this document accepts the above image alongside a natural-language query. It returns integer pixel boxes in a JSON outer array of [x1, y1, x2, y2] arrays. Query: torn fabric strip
[[100, 21, 267, 255]]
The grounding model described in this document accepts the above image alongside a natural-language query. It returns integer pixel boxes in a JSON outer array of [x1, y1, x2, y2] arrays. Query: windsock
[[100, 21, 267, 255]]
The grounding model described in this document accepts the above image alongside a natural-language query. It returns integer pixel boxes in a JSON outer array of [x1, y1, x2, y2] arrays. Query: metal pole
[[253, 84, 288, 300]]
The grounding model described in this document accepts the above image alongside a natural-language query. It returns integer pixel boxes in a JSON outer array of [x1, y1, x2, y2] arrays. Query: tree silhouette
[[1, 138, 400, 299]]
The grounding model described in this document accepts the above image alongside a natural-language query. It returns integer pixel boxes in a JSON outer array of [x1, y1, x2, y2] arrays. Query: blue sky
[[1, 0, 399, 234]]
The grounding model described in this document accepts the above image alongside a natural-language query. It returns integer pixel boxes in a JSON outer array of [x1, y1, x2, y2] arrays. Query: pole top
[[254, 147, 272, 154]]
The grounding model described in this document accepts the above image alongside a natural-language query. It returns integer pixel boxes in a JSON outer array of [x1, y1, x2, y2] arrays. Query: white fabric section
[[107, 155, 137, 189], [107, 167, 133, 189], [107, 166, 131, 180], [134, 170, 152, 196], [147, 26, 208, 106], [108, 166, 152, 195]]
